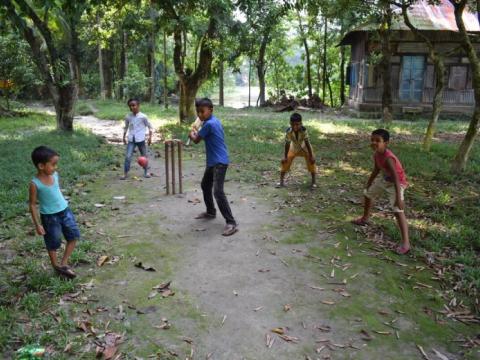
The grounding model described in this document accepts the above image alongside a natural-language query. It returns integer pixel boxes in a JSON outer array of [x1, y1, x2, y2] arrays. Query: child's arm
[[386, 158, 404, 210], [28, 183, 45, 235], [188, 130, 202, 144], [366, 165, 380, 190], [123, 117, 129, 145], [304, 139, 315, 164], [144, 117, 153, 145]]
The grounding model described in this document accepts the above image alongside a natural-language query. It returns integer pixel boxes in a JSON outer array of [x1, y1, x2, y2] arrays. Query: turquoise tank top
[[31, 172, 68, 214]]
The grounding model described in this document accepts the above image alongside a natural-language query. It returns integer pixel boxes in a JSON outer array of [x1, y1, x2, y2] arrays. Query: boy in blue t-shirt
[[29, 146, 80, 278], [188, 98, 237, 236]]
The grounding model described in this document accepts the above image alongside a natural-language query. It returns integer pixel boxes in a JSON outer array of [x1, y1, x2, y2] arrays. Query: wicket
[[164, 139, 183, 195]]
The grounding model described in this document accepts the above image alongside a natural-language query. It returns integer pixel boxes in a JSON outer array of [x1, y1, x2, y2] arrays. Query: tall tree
[[160, 0, 231, 123], [296, 8, 313, 99], [1, 0, 87, 131], [449, 0, 480, 172], [378, 0, 393, 123]]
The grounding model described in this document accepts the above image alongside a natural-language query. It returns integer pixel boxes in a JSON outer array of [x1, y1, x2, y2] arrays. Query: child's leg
[[61, 240, 77, 266], [47, 250, 59, 268], [137, 141, 150, 177], [279, 152, 296, 185], [201, 167, 216, 216], [394, 212, 410, 249], [213, 165, 236, 225], [362, 196, 373, 219], [123, 142, 135, 177]]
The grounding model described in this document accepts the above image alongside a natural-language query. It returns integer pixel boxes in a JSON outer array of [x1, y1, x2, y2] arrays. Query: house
[[340, 0, 480, 116]]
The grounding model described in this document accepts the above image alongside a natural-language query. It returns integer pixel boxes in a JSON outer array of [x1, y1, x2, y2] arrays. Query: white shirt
[[124, 112, 153, 143]]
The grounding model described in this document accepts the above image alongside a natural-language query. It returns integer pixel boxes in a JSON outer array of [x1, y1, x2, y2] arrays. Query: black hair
[[127, 98, 140, 106], [290, 112, 302, 123], [372, 128, 390, 142], [196, 97, 213, 109], [31, 146, 58, 168]]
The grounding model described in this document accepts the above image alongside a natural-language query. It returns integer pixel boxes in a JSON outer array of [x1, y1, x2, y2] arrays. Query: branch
[[191, 16, 217, 85], [13, 0, 58, 63]]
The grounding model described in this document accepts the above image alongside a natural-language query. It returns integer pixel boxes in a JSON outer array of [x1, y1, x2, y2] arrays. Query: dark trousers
[[201, 164, 236, 225]]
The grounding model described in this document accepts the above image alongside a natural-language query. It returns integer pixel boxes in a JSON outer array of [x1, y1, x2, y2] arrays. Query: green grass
[[1, 101, 479, 358]]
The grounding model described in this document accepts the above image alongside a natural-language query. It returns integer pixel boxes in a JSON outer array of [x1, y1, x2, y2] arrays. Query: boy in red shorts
[[352, 129, 410, 254]]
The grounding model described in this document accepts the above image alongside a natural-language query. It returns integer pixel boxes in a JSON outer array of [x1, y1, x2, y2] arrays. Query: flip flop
[[222, 224, 238, 236], [275, 183, 285, 188], [55, 265, 77, 279], [194, 212, 216, 220], [352, 217, 369, 226], [396, 246, 410, 255]]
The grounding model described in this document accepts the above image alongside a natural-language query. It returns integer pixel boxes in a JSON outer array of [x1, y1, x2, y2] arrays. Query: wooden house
[[340, 0, 480, 116]]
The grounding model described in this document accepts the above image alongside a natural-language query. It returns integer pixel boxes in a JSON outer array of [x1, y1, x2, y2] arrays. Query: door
[[399, 56, 425, 102]]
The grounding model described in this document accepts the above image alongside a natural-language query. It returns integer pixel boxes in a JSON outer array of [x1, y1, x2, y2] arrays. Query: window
[[448, 66, 467, 90]]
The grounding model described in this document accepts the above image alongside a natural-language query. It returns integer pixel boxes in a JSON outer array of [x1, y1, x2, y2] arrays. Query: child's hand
[[281, 157, 288, 164], [36, 224, 46, 236], [308, 155, 315, 164], [148, 137, 152, 146], [123, 137, 127, 145]]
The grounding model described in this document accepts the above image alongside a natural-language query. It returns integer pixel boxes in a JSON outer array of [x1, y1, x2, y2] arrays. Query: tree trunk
[[248, 58, 251, 107], [450, 0, 480, 172], [340, 45, 346, 106], [103, 47, 114, 99], [297, 11, 312, 99], [53, 82, 78, 131], [423, 56, 445, 151], [163, 31, 168, 109], [379, 7, 393, 123], [98, 45, 106, 100], [179, 81, 198, 122], [327, 72, 334, 107], [148, 4, 156, 104], [118, 31, 127, 100], [257, 32, 269, 107], [322, 17, 327, 103], [219, 59, 224, 106]]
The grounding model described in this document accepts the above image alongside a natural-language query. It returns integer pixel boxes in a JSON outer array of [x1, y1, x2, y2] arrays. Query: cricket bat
[[186, 117, 203, 146]]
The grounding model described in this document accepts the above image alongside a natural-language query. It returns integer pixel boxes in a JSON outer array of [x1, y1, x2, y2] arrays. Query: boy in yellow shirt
[[278, 113, 316, 189]]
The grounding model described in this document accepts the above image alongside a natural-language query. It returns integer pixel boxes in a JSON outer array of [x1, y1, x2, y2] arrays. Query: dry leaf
[[284, 304, 292, 312], [97, 256, 109, 267], [278, 334, 300, 343], [271, 327, 285, 335], [253, 306, 264, 312], [416, 344, 430, 360], [321, 300, 336, 305], [432, 349, 449, 360], [134, 262, 156, 272], [265, 333, 275, 348]]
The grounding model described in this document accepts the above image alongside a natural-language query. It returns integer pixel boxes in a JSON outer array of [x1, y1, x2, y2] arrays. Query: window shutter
[[448, 66, 467, 90]]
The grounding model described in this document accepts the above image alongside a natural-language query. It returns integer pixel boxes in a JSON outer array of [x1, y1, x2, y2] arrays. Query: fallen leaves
[[154, 318, 171, 330], [97, 256, 109, 267], [134, 262, 156, 272], [149, 281, 174, 299], [95, 332, 124, 360]]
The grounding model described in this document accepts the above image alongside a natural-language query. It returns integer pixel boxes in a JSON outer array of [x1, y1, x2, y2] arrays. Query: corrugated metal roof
[[340, 0, 480, 45]]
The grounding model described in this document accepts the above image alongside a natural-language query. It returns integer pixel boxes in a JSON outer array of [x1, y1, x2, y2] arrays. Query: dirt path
[[63, 114, 464, 360]]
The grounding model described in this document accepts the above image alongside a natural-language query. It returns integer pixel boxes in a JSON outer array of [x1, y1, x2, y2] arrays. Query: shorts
[[281, 150, 316, 174], [364, 177, 406, 213], [40, 207, 80, 250]]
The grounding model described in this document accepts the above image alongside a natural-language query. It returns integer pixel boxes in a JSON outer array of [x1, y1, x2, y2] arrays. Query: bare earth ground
[[54, 114, 469, 360]]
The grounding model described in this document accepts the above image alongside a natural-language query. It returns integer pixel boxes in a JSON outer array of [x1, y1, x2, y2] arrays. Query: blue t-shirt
[[198, 115, 229, 167]]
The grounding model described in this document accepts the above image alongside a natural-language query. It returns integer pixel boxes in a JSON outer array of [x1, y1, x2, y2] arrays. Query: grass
[[82, 101, 480, 300], [1, 100, 478, 358], [0, 110, 121, 357]]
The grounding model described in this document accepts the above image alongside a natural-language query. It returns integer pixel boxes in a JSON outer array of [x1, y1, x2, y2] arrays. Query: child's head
[[196, 98, 213, 121], [290, 112, 302, 132], [31, 146, 59, 174], [370, 128, 390, 152], [127, 98, 140, 114]]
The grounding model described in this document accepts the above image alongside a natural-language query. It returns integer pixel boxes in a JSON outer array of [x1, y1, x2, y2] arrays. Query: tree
[[449, 0, 480, 172], [1, 0, 87, 131], [159, 0, 231, 123], [397, 0, 460, 151], [238, 0, 289, 107]]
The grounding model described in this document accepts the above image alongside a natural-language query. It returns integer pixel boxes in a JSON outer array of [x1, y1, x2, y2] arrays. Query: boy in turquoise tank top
[[29, 146, 80, 278]]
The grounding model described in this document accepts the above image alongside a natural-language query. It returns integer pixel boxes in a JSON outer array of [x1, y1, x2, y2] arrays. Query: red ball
[[137, 156, 148, 168]]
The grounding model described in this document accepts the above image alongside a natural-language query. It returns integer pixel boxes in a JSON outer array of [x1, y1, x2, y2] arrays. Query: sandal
[[222, 224, 238, 236], [396, 246, 410, 255], [194, 212, 216, 219], [55, 265, 77, 279], [352, 217, 369, 226], [120, 175, 128, 180], [275, 183, 285, 188]]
